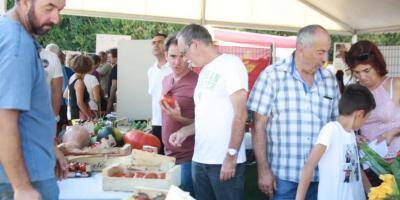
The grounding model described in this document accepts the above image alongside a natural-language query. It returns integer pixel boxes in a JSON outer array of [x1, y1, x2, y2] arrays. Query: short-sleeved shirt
[[96, 62, 112, 94], [0, 17, 56, 183], [107, 65, 117, 99], [193, 54, 248, 164], [39, 49, 63, 87], [161, 71, 198, 164], [148, 62, 172, 126], [247, 53, 339, 182], [316, 121, 365, 200]]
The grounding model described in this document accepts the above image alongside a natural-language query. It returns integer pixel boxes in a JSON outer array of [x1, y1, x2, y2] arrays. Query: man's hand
[[169, 123, 195, 147], [14, 187, 41, 200], [160, 100, 182, 122], [54, 146, 68, 180], [219, 155, 237, 181], [169, 129, 189, 147], [258, 168, 276, 198]]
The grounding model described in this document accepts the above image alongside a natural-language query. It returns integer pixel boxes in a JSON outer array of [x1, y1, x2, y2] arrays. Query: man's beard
[[26, 5, 54, 35]]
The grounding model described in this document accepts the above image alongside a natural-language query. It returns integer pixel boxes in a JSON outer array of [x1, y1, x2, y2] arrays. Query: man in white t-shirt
[[40, 48, 63, 122], [147, 33, 172, 155], [296, 84, 376, 200], [171, 24, 248, 200]]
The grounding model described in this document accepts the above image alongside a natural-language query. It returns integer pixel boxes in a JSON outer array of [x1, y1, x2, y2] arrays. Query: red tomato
[[78, 163, 87, 172], [162, 95, 175, 107], [157, 172, 166, 179], [112, 172, 125, 177], [134, 172, 146, 178], [144, 172, 158, 179], [123, 130, 161, 152]]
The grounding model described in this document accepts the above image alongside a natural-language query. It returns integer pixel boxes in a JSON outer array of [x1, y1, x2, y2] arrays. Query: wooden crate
[[67, 154, 131, 172], [102, 150, 181, 192], [123, 187, 168, 200]]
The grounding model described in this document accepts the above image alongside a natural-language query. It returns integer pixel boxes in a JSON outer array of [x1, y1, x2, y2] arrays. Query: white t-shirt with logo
[[192, 54, 248, 164], [40, 49, 63, 89], [316, 121, 366, 200], [147, 62, 171, 126]]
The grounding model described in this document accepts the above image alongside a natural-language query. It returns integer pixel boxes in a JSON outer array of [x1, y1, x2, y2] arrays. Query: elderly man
[[0, 0, 66, 199], [172, 24, 248, 200], [247, 24, 340, 200]]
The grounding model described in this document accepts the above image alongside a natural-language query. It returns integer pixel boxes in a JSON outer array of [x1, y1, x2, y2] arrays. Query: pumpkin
[[123, 130, 161, 153]]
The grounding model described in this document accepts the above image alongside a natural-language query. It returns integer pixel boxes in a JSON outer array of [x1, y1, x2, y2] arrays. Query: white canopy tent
[[58, 0, 400, 35], [2, 0, 399, 35]]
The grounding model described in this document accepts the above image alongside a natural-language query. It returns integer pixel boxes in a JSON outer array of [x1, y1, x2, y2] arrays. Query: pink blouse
[[360, 77, 400, 157]]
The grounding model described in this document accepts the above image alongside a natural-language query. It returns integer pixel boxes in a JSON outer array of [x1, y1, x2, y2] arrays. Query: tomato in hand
[[162, 95, 175, 107]]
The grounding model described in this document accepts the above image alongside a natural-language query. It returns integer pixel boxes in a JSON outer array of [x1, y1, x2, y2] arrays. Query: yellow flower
[[379, 174, 395, 185]]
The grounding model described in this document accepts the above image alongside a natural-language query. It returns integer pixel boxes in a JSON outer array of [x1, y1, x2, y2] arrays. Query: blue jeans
[[192, 161, 245, 200], [0, 178, 59, 200], [272, 179, 318, 200], [180, 162, 195, 197]]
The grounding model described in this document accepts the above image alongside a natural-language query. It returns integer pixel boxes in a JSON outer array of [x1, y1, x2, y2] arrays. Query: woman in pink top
[[345, 40, 400, 158]]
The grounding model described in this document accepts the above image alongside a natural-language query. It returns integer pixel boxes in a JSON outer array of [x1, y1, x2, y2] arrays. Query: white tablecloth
[[58, 173, 131, 200]]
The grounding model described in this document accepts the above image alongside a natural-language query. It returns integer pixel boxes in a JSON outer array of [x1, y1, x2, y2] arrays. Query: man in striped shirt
[[247, 25, 340, 200]]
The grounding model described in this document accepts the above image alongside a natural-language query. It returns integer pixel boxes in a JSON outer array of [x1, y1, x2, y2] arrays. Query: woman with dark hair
[[345, 40, 400, 158], [335, 70, 346, 94]]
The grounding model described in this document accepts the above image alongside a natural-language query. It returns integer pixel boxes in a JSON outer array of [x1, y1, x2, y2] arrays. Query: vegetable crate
[[102, 149, 181, 192], [66, 144, 132, 172]]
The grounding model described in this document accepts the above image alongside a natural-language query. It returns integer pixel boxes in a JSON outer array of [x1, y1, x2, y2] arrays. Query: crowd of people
[[0, 0, 400, 200]]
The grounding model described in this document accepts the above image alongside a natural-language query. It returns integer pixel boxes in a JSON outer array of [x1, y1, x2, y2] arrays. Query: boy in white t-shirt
[[296, 84, 376, 200]]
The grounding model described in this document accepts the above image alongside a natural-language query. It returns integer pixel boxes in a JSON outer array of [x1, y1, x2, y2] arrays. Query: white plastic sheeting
[[61, 0, 400, 35]]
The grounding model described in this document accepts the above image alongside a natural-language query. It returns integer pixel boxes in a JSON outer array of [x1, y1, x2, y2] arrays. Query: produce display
[[67, 162, 91, 178]]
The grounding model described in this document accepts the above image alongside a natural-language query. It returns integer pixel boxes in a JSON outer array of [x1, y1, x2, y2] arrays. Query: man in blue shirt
[[0, 0, 66, 200]]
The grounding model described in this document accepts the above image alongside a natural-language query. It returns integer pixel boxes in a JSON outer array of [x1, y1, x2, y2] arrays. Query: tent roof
[[62, 0, 400, 35]]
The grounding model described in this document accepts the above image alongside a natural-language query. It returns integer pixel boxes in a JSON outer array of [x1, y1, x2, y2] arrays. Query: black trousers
[[152, 125, 164, 155]]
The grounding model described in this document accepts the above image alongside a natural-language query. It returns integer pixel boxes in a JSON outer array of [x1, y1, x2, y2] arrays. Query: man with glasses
[[172, 24, 248, 200], [247, 24, 340, 200], [147, 33, 172, 155]]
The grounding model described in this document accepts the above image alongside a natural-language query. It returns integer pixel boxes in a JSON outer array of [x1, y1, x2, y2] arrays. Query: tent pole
[[200, 0, 206, 25], [272, 43, 276, 64], [351, 34, 358, 44], [0, 0, 6, 15]]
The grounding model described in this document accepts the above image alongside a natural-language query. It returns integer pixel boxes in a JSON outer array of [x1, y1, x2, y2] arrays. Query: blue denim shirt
[[0, 17, 56, 183]]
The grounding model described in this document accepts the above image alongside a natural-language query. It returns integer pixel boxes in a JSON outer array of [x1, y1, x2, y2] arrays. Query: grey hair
[[45, 43, 60, 55], [177, 24, 213, 46], [296, 24, 328, 47]]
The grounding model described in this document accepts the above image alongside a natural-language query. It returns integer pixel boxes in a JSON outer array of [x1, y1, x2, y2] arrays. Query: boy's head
[[338, 84, 376, 128]]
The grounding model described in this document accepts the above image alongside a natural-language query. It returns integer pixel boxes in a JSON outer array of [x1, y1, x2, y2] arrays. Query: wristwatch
[[227, 148, 237, 156]]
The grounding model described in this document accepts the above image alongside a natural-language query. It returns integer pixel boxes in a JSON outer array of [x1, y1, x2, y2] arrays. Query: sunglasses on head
[[354, 52, 370, 61]]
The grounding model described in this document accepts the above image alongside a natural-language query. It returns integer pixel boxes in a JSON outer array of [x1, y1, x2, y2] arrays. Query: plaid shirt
[[247, 54, 339, 182]]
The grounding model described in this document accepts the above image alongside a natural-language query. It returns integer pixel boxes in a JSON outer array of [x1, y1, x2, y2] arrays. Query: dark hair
[[345, 40, 387, 77], [70, 55, 93, 74], [339, 83, 376, 116], [153, 33, 167, 38], [335, 70, 345, 94], [91, 55, 100, 65], [177, 24, 213, 46], [107, 48, 118, 58], [164, 35, 178, 52]]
